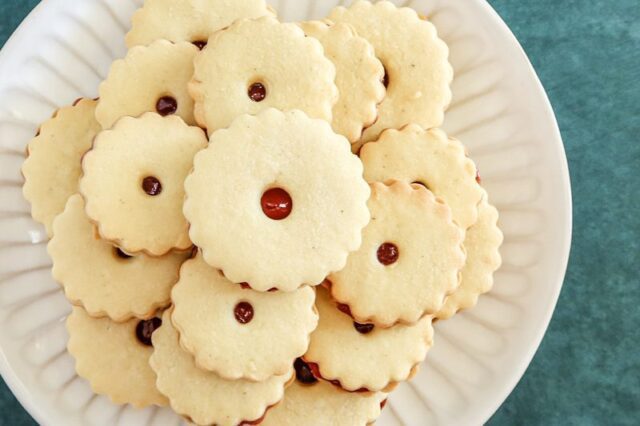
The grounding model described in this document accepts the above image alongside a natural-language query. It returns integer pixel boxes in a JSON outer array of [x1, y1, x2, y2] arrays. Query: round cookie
[[184, 109, 370, 292], [299, 21, 385, 146], [22, 99, 100, 237], [437, 191, 503, 320], [329, 0, 453, 145], [189, 16, 338, 133], [67, 306, 167, 408], [329, 181, 466, 327], [126, 0, 273, 48], [49, 195, 189, 321], [303, 288, 433, 392], [96, 40, 199, 129], [262, 362, 386, 426], [150, 310, 291, 426], [80, 113, 208, 256], [361, 125, 484, 230], [171, 253, 318, 381]]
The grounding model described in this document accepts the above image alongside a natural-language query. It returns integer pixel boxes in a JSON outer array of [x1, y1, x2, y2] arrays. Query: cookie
[[437, 191, 503, 320], [184, 109, 370, 292], [49, 195, 188, 321], [329, 181, 465, 327], [171, 253, 318, 381], [126, 0, 273, 48], [329, 0, 453, 145], [262, 362, 386, 426], [299, 21, 385, 146], [303, 288, 433, 392], [80, 113, 207, 256], [189, 16, 338, 133], [21, 99, 100, 237], [67, 306, 167, 408], [96, 40, 199, 130], [361, 125, 484, 230], [150, 310, 291, 426]]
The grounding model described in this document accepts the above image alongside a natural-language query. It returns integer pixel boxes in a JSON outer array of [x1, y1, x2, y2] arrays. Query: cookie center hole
[[261, 187, 292, 220], [135, 317, 162, 346], [377, 242, 399, 266], [234, 301, 254, 324], [192, 40, 207, 50], [248, 82, 267, 102], [114, 247, 133, 259], [382, 65, 389, 89], [156, 96, 178, 116], [353, 322, 375, 334], [142, 176, 162, 196], [294, 358, 318, 384]]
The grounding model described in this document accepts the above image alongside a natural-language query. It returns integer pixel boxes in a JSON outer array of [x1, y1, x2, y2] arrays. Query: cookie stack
[[21, 0, 503, 425]]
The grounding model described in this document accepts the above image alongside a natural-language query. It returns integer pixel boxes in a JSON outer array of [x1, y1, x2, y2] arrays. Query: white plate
[[0, 0, 572, 425]]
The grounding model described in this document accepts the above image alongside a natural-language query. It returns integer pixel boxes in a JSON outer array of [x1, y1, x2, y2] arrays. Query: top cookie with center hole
[[189, 16, 339, 134]]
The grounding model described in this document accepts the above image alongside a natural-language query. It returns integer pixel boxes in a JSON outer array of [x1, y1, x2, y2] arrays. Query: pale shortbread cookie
[[361, 125, 484, 230], [262, 376, 386, 426], [151, 310, 291, 426], [80, 113, 207, 256], [437, 191, 503, 320], [303, 288, 433, 392], [96, 40, 198, 129], [184, 109, 370, 292], [189, 16, 338, 133], [329, 1, 453, 145], [299, 21, 385, 145], [49, 195, 188, 321], [67, 306, 167, 408], [22, 99, 100, 237], [329, 182, 465, 327], [126, 0, 273, 47], [171, 253, 318, 381]]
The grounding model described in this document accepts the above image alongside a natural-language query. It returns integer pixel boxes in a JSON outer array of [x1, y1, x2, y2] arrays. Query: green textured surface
[[1, 0, 639, 425]]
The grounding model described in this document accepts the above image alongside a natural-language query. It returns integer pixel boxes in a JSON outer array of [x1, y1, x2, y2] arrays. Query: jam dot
[[142, 176, 162, 196], [377, 242, 399, 265], [248, 82, 266, 102], [353, 322, 375, 334], [192, 40, 207, 50], [156, 96, 178, 116], [234, 302, 254, 324], [114, 247, 132, 259], [135, 317, 162, 346], [294, 358, 318, 384], [261, 188, 292, 220]]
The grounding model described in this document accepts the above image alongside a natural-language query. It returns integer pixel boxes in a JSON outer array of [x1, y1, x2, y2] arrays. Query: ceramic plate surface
[[0, 0, 571, 425]]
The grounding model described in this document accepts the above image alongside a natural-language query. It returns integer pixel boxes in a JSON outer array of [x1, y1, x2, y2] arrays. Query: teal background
[[1, 0, 638, 424]]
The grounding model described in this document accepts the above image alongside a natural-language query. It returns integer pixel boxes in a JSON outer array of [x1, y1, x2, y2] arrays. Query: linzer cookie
[[437, 191, 503, 320], [329, 181, 465, 327], [96, 40, 198, 129], [126, 0, 273, 47], [189, 16, 338, 133], [22, 99, 100, 237], [184, 109, 370, 292], [150, 310, 291, 426], [329, 0, 453, 145], [303, 288, 433, 392], [361, 125, 484, 230], [80, 113, 207, 256], [66, 306, 167, 408], [299, 21, 385, 146], [262, 362, 386, 426], [171, 253, 318, 381], [49, 195, 188, 322]]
